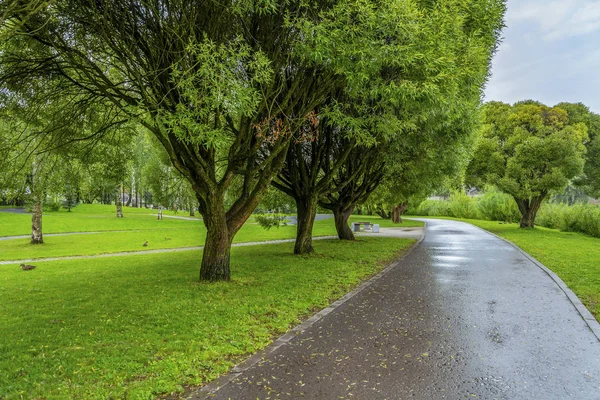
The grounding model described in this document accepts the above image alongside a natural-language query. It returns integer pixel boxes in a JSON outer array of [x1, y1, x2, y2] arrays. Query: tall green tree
[[1, 0, 505, 278], [273, 118, 359, 253], [0, 0, 352, 281], [467, 101, 588, 228], [369, 122, 474, 223], [318, 142, 385, 240], [274, 0, 506, 252]]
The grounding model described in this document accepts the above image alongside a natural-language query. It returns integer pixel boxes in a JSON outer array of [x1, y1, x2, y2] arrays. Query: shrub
[[412, 200, 451, 217], [477, 187, 520, 223], [254, 214, 288, 230], [412, 188, 600, 239], [537, 203, 600, 237], [448, 191, 481, 219], [26, 200, 61, 212]]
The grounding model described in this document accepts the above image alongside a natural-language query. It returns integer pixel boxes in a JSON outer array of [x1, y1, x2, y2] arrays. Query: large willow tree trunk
[[515, 196, 545, 228], [294, 197, 318, 254], [200, 200, 232, 281], [115, 184, 123, 218], [391, 202, 409, 223], [31, 191, 44, 244], [333, 206, 354, 240]]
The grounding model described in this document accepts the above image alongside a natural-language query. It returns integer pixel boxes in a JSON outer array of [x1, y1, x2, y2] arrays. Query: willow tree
[[0, 0, 345, 281], [319, 142, 385, 240], [467, 101, 588, 228], [273, 118, 361, 253], [367, 117, 476, 224], [274, 0, 506, 252]]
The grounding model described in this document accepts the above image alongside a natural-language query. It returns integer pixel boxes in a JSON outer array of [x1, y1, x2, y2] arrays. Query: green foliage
[[254, 213, 288, 230], [412, 192, 481, 219], [477, 186, 521, 222], [61, 184, 79, 212], [0, 0, 506, 278], [549, 184, 589, 205], [255, 186, 295, 214], [162, 38, 273, 149], [447, 191, 481, 219], [536, 203, 600, 238], [411, 199, 451, 217], [143, 144, 196, 211], [555, 102, 600, 197], [466, 101, 589, 227], [44, 200, 61, 212], [468, 102, 588, 200]]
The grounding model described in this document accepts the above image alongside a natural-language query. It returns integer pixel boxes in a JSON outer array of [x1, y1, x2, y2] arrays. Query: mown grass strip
[[0, 237, 413, 399], [0, 208, 422, 261]]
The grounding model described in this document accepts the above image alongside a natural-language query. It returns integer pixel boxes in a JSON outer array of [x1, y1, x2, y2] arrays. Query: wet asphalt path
[[203, 219, 600, 400]]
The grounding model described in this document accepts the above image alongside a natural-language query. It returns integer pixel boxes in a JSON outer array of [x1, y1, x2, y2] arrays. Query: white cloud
[[484, 0, 600, 113], [506, 0, 600, 41]]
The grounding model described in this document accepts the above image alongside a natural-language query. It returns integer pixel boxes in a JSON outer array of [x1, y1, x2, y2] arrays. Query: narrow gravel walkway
[[0, 230, 146, 241], [150, 214, 201, 221], [0, 236, 338, 265], [0, 228, 423, 265], [194, 218, 600, 400]]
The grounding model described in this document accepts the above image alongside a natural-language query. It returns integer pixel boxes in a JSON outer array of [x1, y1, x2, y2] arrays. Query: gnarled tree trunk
[[294, 196, 318, 254], [200, 199, 232, 281], [515, 195, 545, 228], [391, 202, 408, 224], [376, 207, 391, 219], [31, 191, 43, 244], [333, 206, 354, 240]]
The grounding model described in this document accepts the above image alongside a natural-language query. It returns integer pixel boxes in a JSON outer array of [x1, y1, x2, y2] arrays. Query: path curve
[[193, 218, 600, 400]]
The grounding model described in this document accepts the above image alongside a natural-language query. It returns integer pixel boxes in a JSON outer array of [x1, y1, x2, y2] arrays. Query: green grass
[[0, 205, 422, 238], [0, 205, 202, 237], [0, 208, 422, 261], [0, 237, 414, 399], [418, 216, 600, 321]]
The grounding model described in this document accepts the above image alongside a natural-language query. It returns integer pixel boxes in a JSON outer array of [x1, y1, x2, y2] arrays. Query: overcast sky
[[484, 0, 600, 113]]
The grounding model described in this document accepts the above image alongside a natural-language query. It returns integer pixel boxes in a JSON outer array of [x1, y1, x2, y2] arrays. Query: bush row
[[409, 189, 600, 238]]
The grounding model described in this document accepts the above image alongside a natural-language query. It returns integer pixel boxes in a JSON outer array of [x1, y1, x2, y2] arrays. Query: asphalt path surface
[[199, 218, 600, 400], [286, 214, 333, 225], [0, 208, 27, 214]]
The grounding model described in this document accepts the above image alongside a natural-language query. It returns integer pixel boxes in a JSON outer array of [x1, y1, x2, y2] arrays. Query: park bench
[[351, 221, 380, 233], [352, 221, 372, 232]]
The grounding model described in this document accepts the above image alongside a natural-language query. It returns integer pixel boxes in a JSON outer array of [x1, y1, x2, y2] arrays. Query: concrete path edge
[[464, 220, 600, 342], [185, 224, 427, 400]]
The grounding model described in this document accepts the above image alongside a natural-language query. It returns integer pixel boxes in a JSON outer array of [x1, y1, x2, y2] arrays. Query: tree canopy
[[555, 102, 600, 197], [467, 101, 588, 228], [0, 0, 506, 280]]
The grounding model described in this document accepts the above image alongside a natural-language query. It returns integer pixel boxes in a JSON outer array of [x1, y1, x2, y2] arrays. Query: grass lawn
[[0, 237, 414, 399], [0, 207, 422, 261], [0, 205, 202, 237], [415, 216, 600, 321]]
